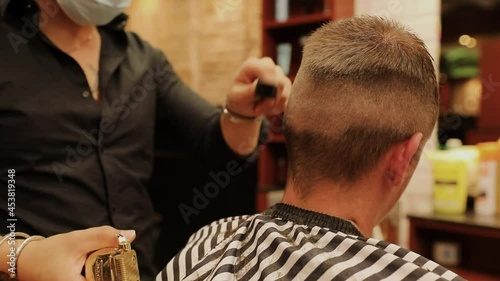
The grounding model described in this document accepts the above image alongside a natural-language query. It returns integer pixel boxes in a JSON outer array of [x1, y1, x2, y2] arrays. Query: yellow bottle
[[497, 139, 500, 215], [475, 142, 499, 216], [428, 149, 470, 215], [496, 138, 500, 215]]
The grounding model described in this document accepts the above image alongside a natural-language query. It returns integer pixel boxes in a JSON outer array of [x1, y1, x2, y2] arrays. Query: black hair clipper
[[255, 79, 277, 99], [85, 234, 140, 281]]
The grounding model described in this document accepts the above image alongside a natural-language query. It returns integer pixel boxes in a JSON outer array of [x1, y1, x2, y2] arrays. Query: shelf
[[408, 213, 500, 279], [264, 13, 332, 30], [450, 267, 500, 281], [407, 212, 500, 239]]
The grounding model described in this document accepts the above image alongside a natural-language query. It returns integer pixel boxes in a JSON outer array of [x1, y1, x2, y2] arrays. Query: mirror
[[438, 0, 500, 146]]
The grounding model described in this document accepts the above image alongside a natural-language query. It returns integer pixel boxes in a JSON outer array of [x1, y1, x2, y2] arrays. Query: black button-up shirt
[[0, 1, 255, 279]]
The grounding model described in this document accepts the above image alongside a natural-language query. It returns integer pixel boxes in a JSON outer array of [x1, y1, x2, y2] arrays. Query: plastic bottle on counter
[[443, 139, 481, 211], [428, 146, 479, 215], [475, 142, 499, 216], [497, 139, 500, 215]]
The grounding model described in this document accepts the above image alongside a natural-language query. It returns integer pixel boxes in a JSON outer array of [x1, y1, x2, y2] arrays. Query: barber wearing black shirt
[[0, 0, 291, 280]]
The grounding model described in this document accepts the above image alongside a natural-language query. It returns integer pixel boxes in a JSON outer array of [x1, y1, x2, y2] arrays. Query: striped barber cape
[[156, 203, 466, 281]]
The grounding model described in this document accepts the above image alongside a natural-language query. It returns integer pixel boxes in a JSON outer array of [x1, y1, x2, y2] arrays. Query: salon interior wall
[[126, 0, 262, 105], [355, 0, 441, 248]]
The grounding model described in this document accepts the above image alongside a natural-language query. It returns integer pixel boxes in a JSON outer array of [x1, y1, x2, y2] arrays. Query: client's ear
[[385, 133, 423, 187]]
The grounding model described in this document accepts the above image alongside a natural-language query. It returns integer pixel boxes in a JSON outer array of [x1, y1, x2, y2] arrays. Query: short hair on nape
[[284, 16, 439, 194]]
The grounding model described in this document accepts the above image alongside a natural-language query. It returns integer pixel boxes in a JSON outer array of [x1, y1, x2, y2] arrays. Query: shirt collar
[[3, 0, 129, 88], [264, 203, 364, 237]]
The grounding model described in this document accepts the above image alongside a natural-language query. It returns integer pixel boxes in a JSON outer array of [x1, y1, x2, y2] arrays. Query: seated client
[[156, 16, 465, 281]]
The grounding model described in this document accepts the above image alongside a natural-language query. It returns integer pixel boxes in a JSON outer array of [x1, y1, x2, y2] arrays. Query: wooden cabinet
[[256, 0, 353, 212], [466, 39, 500, 145], [408, 212, 500, 281], [261, 0, 353, 81]]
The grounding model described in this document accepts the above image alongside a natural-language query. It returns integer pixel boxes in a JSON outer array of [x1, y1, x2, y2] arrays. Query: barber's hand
[[16, 226, 136, 281], [225, 57, 292, 118]]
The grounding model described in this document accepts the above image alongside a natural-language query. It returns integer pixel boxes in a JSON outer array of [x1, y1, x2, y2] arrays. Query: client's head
[[282, 16, 438, 228]]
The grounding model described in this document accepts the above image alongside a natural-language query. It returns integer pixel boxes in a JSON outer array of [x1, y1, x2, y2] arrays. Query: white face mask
[[56, 0, 131, 26]]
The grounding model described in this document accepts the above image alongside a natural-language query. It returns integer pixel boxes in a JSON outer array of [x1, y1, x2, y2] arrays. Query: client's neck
[[281, 178, 382, 237]]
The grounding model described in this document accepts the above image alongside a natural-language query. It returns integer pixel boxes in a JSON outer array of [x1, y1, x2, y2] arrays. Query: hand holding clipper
[[223, 57, 291, 121], [85, 234, 140, 281]]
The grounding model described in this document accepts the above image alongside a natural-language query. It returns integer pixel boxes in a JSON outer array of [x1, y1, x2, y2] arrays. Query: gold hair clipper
[[85, 234, 140, 281]]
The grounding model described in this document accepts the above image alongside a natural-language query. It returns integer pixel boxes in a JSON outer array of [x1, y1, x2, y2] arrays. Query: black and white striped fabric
[[157, 204, 465, 281]]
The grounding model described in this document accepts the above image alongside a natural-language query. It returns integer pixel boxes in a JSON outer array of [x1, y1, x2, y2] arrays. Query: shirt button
[[82, 91, 91, 98]]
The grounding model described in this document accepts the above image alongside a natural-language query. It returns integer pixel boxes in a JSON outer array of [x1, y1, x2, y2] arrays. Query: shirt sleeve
[[152, 49, 268, 170]]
